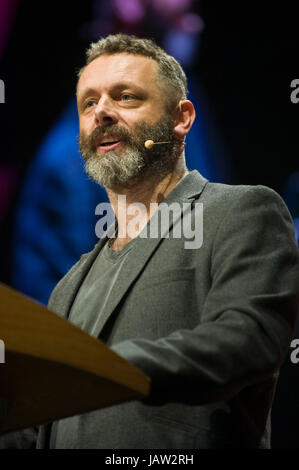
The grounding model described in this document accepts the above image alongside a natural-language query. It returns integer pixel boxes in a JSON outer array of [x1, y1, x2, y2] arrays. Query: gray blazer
[[2, 170, 299, 449]]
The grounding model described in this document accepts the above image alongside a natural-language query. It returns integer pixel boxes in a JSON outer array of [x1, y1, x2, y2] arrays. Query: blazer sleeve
[[111, 185, 299, 405]]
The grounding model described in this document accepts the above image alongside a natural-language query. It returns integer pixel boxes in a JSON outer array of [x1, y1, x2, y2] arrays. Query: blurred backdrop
[[0, 1, 298, 448]]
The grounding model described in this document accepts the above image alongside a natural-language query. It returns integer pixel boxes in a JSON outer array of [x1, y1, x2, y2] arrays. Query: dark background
[[0, 2, 298, 448]]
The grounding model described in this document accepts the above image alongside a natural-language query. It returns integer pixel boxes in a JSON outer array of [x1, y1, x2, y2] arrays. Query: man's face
[[76, 53, 182, 189]]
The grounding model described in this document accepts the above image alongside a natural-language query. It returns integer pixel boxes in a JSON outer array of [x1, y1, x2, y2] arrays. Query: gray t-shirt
[[48, 236, 138, 449], [68, 236, 138, 336]]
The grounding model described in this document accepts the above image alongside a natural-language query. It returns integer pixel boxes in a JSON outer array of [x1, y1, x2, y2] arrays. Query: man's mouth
[[97, 135, 123, 152]]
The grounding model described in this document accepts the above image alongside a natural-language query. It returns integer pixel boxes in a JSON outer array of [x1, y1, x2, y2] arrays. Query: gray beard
[[84, 146, 155, 190], [79, 117, 184, 191]]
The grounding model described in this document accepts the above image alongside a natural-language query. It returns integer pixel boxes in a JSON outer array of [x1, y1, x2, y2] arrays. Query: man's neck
[[106, 163, 189, 250]]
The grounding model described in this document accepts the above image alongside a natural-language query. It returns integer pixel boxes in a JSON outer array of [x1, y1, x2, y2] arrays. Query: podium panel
[[0, 283, 150, 434]]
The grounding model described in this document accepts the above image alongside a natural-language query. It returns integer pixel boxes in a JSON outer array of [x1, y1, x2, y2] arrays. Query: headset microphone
[[144, 102, 182, 149], [144, 140, 171, 149]]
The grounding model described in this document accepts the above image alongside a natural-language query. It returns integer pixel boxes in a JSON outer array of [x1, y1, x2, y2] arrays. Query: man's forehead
[[77, 53, 159, 95]]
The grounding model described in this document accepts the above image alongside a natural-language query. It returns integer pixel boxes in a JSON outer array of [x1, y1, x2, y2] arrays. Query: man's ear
[[173, 100, 196, 138]]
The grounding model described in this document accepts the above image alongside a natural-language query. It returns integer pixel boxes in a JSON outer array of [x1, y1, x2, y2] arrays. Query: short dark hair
[[77, 33, 188, 111]]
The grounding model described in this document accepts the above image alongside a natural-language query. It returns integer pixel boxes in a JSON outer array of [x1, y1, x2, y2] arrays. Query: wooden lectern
[[0, 283, 150, 435]]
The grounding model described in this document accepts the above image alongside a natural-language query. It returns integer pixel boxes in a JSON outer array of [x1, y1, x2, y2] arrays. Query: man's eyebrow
[[77, 87, 97, 102], [77, 82, 147, 101], [110, 82, 147, 96]]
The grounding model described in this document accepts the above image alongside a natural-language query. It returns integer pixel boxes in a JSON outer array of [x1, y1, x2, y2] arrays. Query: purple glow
[[112, 0, 145, 24], [152, 0, 192, 16], [0, 0, 19, 58], [180, 13, 204, 34]]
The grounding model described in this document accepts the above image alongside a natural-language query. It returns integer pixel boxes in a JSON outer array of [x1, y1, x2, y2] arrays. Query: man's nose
[[94, 96, 118, 126]]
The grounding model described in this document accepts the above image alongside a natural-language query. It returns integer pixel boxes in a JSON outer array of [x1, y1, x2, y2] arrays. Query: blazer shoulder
[[199, 182, 295, 239], [202, 180, 283, 204], [201, 181, 292, 217]]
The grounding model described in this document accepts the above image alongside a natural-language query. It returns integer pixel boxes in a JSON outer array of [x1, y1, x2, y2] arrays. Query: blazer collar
[[163, 169, 208, 203]]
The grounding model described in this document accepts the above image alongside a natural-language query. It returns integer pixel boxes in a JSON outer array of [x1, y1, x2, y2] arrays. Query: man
[[11, 100, 109, 305], [3, 33, 299, 449]]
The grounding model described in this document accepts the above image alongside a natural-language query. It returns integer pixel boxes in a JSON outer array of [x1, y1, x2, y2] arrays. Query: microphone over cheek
[[144, 140, 171, 149]]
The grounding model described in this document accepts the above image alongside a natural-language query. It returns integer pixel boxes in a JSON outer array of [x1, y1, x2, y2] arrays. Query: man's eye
[[120, 94, 135, 101], [84, 100, 96, 108]]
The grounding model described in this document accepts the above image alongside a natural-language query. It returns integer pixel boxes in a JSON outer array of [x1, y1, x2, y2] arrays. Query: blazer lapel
[[49, 221, 116, 319], [90, 170, 208, 339]]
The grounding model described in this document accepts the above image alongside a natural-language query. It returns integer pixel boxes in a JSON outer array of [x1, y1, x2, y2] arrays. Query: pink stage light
[[152, 0, 193, 17], [112, 0, 145, 24]]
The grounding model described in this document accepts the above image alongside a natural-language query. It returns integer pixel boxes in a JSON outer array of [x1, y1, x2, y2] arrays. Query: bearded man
[[1, 33, 299, 449]]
